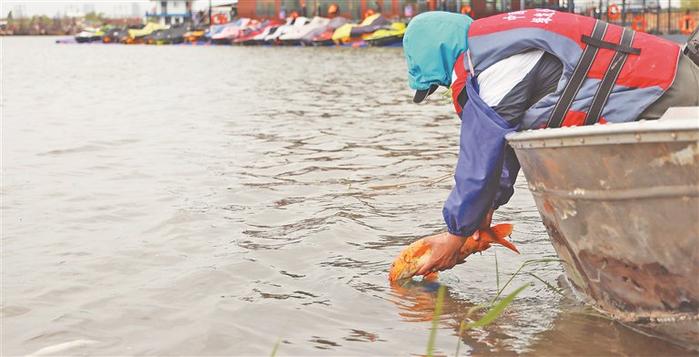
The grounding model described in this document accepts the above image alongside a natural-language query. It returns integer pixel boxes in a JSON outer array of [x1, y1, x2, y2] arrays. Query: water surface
[[1, 37, 693, 356]]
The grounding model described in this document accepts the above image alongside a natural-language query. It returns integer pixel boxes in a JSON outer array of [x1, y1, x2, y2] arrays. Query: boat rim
[[506, 119, 699, 149]]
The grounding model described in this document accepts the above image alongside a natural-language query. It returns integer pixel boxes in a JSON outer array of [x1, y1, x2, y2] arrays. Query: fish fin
[[490, 223, 513, 237], [489, 224, 520, 254]]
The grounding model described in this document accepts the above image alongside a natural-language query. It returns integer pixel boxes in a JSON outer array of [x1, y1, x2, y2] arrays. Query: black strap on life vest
[[580, 32, 641, 55], [547, 20, 608, 128], [584, 28, 638, 125]]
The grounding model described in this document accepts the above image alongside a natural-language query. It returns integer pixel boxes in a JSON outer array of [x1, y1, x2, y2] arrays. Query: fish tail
[[490, 223, 513, 237], [489, 224, 520, 254]]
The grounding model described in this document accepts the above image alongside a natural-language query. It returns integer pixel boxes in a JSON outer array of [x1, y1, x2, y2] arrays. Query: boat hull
[[507, 112, 699, 348]]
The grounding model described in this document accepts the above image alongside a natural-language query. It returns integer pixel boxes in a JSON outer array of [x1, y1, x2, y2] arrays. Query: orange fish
[[388, 224, 519, 282]]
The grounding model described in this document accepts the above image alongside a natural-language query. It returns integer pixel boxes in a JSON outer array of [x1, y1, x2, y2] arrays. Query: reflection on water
[[389, 280, 693, 356], [2, 37, 693, 355]]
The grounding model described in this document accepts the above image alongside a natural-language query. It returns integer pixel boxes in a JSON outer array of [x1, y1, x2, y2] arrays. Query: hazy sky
[[2, 0, 237, 18]]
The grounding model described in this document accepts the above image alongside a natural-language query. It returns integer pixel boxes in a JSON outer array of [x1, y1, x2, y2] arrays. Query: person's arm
[[493, 145, 520, 209], [414, 104, 514, 275], [442, 104, 514, 238], [447, 51, 560, 213]]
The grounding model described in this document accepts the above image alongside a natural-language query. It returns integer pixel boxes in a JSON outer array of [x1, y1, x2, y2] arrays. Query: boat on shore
[[298, 17, 348, 46], [210, 18, 253, 44], [146, 26, 187, 45], [264, 16, 309, 44], [102, 27, 129, 44], [183, 29, 206, 43], [506, 107, 699, 349], [331, 13, 390, 45], [58, 11, 409, 48], [125, 22, 168, 44], [365, 22, 406, 47], [279, 16, 330, 46], [75, 28, 103, 43]]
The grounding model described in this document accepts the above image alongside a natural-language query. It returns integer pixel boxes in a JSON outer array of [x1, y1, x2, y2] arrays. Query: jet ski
[[311, 31, 334, 46], [183, 29, 206, 43], [264, 16, 309, 44], [279, 16, 329, 46], [144, 29, 166, 44], [126, 22, 169, 44], [233, 20, 282, 45], [331, 13, 391, 44], [102, 27, 128, 43], [75, 27, 104, 43], [206, 22, 236, 43], [148, 26, 188, 45], [237, 22, 282, 45], [234, 19, 267, 43], [167, 26, 188, 44], [365, 22, 406, 47], [302, 16, 348, 46], [211, 18, 252, 44]]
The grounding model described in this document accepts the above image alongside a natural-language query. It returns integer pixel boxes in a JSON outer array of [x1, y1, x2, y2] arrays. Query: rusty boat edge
[[506, 107, 699, 350]]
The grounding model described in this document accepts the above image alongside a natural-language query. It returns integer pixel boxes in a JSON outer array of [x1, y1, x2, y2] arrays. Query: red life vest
[[452, 9, 680, 128]]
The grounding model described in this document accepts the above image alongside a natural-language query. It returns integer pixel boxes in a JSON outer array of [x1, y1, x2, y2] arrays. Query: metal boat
[[506, 107, 699, 349]]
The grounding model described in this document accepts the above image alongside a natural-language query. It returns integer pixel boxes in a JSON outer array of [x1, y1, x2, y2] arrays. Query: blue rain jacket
[[443, 75, 518, 237], [403, 12, 473, 90]]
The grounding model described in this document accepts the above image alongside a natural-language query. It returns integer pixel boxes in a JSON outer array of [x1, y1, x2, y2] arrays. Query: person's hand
[[415, 232, 468, 275], [412, 209, 496, 276]]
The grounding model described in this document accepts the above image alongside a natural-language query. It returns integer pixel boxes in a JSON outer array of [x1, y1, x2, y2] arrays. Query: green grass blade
[[527, 272, 564, 296], [490, 264, 525, 306], [494, 250, 500, 292], [426, 285, 446, 357], [270, 337, 281, 357], [467, 284, 528, 329], [454, 320, 465, 357], [454, 303, 483, 357], [466, 304, 484, 317], [490, 259, 563, 305]]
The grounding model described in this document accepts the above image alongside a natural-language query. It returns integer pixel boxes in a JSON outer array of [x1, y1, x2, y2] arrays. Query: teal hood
[[403, 11, 473, 90]]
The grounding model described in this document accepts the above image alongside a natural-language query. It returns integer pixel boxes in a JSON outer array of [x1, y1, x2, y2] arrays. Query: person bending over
[[402, 10, 699, 275]]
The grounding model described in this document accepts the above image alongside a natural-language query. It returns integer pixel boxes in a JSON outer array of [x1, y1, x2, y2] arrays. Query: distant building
[[132, 3, 143, 18], [146, 0, 193, 25], [82, 4, 95, 15], [237, 0, 562, 20], [622, 0, 660, 10]]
